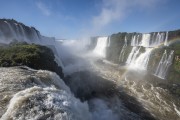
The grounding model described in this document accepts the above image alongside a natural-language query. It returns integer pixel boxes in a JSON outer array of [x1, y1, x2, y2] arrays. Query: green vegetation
[[0, 42, 64, 78]]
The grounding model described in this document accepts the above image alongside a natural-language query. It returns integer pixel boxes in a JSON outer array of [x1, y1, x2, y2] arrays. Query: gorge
[[0, 19, 180, 120]]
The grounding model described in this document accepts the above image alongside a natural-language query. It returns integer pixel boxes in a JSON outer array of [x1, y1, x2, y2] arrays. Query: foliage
[[0, 42, 64, 78]]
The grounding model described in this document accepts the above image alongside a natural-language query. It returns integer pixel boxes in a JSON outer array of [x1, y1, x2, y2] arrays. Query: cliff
[[89, 29, 180, 95], [0, 18, 55, 45]]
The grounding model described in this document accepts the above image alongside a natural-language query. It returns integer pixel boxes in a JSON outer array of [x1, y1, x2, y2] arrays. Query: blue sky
[[0, 0, 180, 39]]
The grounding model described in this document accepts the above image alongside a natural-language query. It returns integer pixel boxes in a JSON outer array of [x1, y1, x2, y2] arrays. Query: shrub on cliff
[[0, 42, 64, 78]]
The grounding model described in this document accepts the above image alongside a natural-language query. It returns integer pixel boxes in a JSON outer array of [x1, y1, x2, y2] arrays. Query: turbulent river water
[[1, 55, 180, 120]]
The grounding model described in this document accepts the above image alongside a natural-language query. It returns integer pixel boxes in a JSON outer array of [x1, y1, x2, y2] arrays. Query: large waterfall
[[141, 34, 151, 47], [131, 34, 140, 46], [93, 37, 108, 58], [154, 50, 174, 79], [124, 32, 169, 70], [131, 48, 153, 70], [125, 33, 152, 70], [126, 47, 141, 65]]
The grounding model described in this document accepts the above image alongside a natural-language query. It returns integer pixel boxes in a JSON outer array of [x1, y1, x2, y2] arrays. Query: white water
[[107, 36, 111, 47], [131, 35, 139, 46], [141, 34, 151, 47], [154, 50, 174, 79], [93, 37, 108, 58], [130, 48, 153, 70], [126, 46, 141, 65], [164, 32, 169, 46], [126, 47, 138, 64], [0, 67, 143, 120], [154, 32, 165, 46], [0, 67, 92, 120], [150, 32, 168, 47], [119, 36, 127, 62]]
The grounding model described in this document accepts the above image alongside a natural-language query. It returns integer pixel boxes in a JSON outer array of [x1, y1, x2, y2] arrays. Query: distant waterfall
[[154, 50, 174, 79], [132, 48, 153, 70], [4, 21, 17, 39], [164, 32, 169, 46], [107, 36, 111, 47], [119, 36, 127, 62], [126, 46, 152, 70], [32, 29, 40, 42], [93, 37, 108, 58], [19, 24, 28, 42], [154, 33, 165, 46], [150, 32, 168, 47], [126, 47, 141, 64], [141, 34, 151, 47], [131, 35, 139, 46]]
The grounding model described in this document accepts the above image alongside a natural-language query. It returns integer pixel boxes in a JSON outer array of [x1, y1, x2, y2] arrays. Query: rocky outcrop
[[0, 42, 64, 78]]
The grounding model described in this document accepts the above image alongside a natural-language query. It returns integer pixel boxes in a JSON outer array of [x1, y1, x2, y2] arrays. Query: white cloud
[[36, 1, 51, 16], [92, 0, 163, 31]]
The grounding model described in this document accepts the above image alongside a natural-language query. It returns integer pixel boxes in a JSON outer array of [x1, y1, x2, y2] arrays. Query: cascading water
[[131, 35, 139, 46], [119, 36, 127, 62], [150, 32, 168, 47], [126, 47, 141, 65], [32, 28, 40, 42], [164, 32, 169, 46], [107, 36, 111, 47], [126, 47, 138, 64], [154, 50, 174, 79], [130, 48, 153, 70], [93, 37, 108, 58], [141, 34, 151, 47], [154, 32, 165, 46], [4, 21, 17, 39], [0, 19, 52, 44]]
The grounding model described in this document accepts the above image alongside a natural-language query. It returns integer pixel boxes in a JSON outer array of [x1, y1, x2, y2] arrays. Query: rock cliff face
[[89, 30, 180, 86]]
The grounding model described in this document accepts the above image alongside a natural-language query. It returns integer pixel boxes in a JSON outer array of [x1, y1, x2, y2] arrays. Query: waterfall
[[14, 23, 22, 40], [164, 32, 169, 46], [32, 29, 39, 41], [107, 36, 111, 47], [119, 36, 127, 62], [141, 34, 151, 47], [131, 48, 153, 70], [155, 33, 165, 46], [154, 50, 174, 79], [93, 37, 108, 58], [150, 32, 167, 47], [4, 21, 17, 39], [19, 24, 28, 42], [131, 35, 139, 46], [126, 47, 140, 64]]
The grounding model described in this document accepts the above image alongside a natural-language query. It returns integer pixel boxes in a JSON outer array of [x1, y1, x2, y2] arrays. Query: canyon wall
[[90, 30, 180, 84]]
